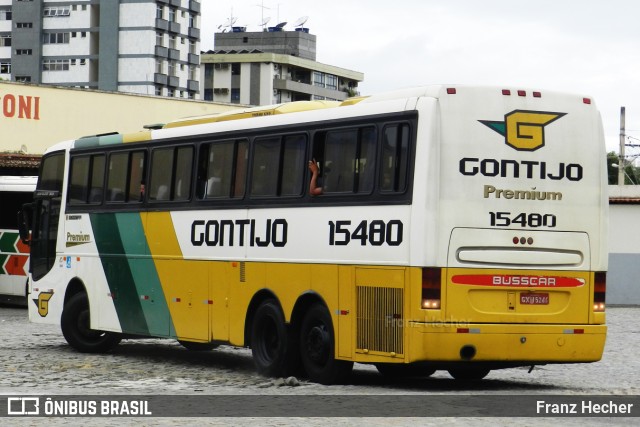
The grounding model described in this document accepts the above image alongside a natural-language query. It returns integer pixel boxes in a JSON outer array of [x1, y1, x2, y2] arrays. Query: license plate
[[520, 293, 549, 305]]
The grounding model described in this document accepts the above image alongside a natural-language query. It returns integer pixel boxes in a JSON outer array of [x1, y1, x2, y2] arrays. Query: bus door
[[25, 190, 61, 282]]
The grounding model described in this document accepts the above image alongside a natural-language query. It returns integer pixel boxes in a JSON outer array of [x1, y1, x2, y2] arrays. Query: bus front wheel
[[250, 299, 292, 377], [299, 303, 353, 384], [61, 292, 121, 353]]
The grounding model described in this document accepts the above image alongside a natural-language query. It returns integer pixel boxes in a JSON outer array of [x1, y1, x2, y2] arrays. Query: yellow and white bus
[[21, 85, 608, 384], [0, 175, 36, 305]]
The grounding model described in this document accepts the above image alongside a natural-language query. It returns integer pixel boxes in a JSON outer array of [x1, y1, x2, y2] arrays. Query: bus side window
[[250, 134, 305, 198], [198, 140, 247, 199], [317, 126, 376, 194], [380, 123, 410, 193]]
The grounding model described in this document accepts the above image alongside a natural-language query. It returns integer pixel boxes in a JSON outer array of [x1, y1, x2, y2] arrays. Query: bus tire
[[376, 363, 436, 378], [61, 292, 121, 353], [250, 299, 292, 377], [299, 303, 352, 385], [447, 367, 490, 380], [178, 340, 219, 351]]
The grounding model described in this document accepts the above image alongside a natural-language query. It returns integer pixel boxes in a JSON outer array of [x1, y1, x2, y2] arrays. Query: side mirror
[[17, 203, 33, 246]]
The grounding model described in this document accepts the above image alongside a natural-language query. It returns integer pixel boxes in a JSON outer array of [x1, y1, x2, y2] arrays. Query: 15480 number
[[490, 212, 557, 228], [328, 220, 403, 246]]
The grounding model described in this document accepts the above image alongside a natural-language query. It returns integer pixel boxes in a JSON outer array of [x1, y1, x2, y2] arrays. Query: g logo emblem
[[480, 110, 566, 151], [32, 291, 54, 317]]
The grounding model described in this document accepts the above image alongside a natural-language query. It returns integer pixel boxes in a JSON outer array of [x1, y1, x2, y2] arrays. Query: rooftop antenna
[[256, 1, 271, 30], [293, 16, 308, 29], [217, 8, 238, 33], [260, 16, 271, 30]]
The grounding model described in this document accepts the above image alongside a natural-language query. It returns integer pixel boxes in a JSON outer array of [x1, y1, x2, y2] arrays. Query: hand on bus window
[[308, 159, 323, 196]]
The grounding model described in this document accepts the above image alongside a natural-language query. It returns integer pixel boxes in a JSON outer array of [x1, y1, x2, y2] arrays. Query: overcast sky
[[201, 0, 640, 155]]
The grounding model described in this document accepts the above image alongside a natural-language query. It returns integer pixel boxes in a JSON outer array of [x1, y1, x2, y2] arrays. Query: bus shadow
[[348, 367, 561, 392], [85, 340, 562, 392]]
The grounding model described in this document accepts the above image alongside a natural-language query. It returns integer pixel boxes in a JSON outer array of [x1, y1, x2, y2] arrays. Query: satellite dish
[[260, 17, 271, 27], [293, 16, 308, 28], [276, 21, 287, 29]]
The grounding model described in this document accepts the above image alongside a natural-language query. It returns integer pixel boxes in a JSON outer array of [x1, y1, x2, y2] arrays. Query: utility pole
[[619, 106, 626, 185]]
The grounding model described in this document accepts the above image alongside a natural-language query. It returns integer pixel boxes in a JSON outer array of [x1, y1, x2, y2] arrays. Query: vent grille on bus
[[356, 286, 404, 355]]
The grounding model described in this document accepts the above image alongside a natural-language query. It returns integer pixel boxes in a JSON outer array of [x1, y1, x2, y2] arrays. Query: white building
[[0, 0, 201, 99]]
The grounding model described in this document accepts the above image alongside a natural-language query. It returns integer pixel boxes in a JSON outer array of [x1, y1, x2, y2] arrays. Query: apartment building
[[0, 0, 201, 99], [202, 28, 363, 106]]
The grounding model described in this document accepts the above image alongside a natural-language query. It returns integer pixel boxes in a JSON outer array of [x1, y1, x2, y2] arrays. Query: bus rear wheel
[[300, 303, 352, 385], [447, 367, 490, 380], [250, 299, 293, 377], [61, 292, 121, 353]]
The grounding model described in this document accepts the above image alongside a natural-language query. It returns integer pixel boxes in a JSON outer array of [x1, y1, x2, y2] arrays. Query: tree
[[607, 151, 640, 185]]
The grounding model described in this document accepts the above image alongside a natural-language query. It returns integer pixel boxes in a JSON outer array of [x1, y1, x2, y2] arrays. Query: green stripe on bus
[[0, 232, 18, 253], [90, 212, 150, 336], [114, 213, 174, 338]]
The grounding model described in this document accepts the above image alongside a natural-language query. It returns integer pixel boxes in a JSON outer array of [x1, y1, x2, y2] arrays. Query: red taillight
[[502, 89, 511, 95], [594, 272, 606, 312], [583, 97, 592, 105], [517, 90, 526, 97], [446, 88, 457, 94], [421, 268, 441, 309], [533, 91, 541, 98]]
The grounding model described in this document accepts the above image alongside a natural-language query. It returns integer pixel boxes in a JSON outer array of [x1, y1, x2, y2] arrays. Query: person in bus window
[[308, 159, 323, 196]]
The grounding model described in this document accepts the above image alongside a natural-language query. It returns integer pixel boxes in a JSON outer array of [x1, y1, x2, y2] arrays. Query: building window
[[155, 59, 163, 74], [168, 61, 176, 77], [16, 23, 33, 28], [169, 8, 176, 22], [188, 65, 196, 80], [155, 85, 162, 96], [44, 7, 71, 17], [156, 32, 163, 47], [16, 49, 32, 55], [0, 36, 11, 47], [313, 71, 325, 87], [0, 10, 12, 21], [167, 88, 174, 97], [189, 40, 197, 55], [15, 76, 31, 82], [231, 88, 240, 102], [325, 74, 338, 90], [43, 59, 70, 71], [169, 34, 177, 49], [189, 14, 195, 28], [43, 32, 70, 44], [0, 62, 10, 74], [156, 5, 164, 19]]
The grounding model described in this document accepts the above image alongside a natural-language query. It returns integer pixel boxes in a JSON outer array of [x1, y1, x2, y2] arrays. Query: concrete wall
[[608, 185, 640, 305], [0, 81, 239, 154]]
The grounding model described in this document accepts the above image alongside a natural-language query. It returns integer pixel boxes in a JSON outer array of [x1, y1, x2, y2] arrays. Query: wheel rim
[[305, 323, 330, 365]]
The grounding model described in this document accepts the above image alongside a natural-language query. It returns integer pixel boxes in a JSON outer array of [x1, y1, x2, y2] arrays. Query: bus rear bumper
[[404, 323, 607, 364]]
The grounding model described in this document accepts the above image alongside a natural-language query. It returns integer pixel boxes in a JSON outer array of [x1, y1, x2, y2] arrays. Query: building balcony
[[187, 80, 199, 92], [170, 0, 181, 7], [273, 78, 348, 101], [155, 45, 168, 57], [189, 1, 201, 13], [168, 75, 179, 87], [155, 19, 169, 31], [157, 0, 169, 4], [168, 48, 180, 60], [188, 53, 199, 65], [188, 27, 200, 39], [169, 22, 181, 34], [154, 73, 168, 85]]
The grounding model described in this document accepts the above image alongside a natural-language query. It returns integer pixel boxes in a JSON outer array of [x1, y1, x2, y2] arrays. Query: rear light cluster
[[513, 236, 534, 245], [421, 268, 441, 309], [593, 272, 606, 312]]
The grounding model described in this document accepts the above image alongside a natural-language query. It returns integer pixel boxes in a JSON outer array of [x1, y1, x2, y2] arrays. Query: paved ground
[[0, 305, 638, 426]]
